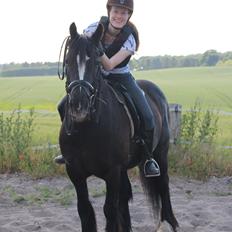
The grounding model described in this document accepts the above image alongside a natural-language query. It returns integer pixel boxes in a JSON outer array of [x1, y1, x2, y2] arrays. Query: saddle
[[106, 79, 141, 139]]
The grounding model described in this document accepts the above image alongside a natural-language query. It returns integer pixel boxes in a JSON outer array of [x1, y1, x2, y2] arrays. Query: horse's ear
[[91, 23, 104, 45], [69, 22, 79, 40]]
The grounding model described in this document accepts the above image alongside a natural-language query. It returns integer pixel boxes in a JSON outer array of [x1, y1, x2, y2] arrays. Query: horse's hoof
[[156, 221, 175, 232]]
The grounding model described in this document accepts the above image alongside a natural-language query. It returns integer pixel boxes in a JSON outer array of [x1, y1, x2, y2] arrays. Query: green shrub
[[168, 101, 232, 179], [0, 107, 35, 172], [23, 145, 65, 178], [169, 143, 232, 179], [0, 107, 65, 177], [179, 100, 219, 146]]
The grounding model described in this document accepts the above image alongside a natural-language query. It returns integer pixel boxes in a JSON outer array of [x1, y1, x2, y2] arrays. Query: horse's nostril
[[77, 102, 82, 111]]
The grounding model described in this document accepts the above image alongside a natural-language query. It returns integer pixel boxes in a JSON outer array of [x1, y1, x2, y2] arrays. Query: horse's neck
[[97, 79, 129, 121], [97, 79, 112, 108]]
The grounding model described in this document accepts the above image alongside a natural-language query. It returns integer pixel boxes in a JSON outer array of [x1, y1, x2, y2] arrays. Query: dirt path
[[0, 174, 231, 232]]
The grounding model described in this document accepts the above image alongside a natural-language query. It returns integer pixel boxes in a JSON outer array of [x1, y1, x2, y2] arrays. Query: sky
[[0, 0, 231, 63]]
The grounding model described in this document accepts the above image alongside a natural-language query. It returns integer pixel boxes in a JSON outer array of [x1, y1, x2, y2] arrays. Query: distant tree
[[180, 55, 200, 67], [201, 50, 220, 66], [221, 51, 232, 62], [152, 56, 162, 69], [216, 59, 232, 66], [1, 50, 232, 77], [22, 62, 30, 68]]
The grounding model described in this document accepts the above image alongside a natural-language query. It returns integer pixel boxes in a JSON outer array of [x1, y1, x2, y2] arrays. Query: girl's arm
[[99, 49, 132, 71]]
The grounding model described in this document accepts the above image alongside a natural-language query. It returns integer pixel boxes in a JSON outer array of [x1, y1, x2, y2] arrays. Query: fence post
[[169, 103, 182, 143]]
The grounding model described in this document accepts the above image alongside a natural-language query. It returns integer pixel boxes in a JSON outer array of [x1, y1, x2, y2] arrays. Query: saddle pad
[[107, 84, 135, 138]]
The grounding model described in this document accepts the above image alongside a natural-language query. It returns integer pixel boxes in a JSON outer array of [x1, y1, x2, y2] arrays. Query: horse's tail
[[137, 79, 178, 230], [137, 79, 169, 218], [138, 138, 179, 230], [138, 165, 161, 217]]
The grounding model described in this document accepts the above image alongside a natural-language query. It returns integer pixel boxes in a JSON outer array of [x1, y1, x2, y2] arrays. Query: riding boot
[[141, 130, 160, 177]]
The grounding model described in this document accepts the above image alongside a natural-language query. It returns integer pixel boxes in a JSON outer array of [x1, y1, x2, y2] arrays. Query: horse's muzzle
[[67, 80, 96, 123]]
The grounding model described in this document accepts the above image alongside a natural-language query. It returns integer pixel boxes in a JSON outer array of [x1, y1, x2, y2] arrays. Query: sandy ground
[[0, 173, 232, 232]]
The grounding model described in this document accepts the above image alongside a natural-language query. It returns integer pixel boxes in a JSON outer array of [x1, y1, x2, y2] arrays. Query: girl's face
[[109, 6, 131, 29]]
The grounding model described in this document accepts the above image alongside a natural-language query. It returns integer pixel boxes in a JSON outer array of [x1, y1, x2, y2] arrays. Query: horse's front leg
[[66, 165, 97, 232], [104, 166, 122, 232]]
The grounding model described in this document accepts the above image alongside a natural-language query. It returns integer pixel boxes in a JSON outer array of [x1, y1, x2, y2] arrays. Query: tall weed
[[179, 100, 219, 147], [168, 101, 232, 180], [0, 107, 34, 172], [23, 145, 65, 178], [0, 107, 64, 177]]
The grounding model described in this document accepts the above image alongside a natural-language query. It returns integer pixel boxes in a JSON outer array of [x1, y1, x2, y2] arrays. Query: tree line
[[130, 50, 232, 71], [0, 62, 58, 77], [0, 50, 232, 77]]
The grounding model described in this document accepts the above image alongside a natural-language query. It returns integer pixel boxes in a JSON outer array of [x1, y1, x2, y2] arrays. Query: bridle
[[67, 80, 96, 117], [58, 34, 104, 135], [58, 36, 70, 80]]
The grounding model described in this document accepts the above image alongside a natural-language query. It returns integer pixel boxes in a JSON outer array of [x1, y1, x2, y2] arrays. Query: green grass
[[2, 184, 75, 206], [134, 66, 232, 112], [33, 112, 60, 145], [0, 76, 65, 111], [0, 66, 232, 145], [217, 115, 232, 145], [1, 67, 232, 112], [0, 67, 231, 178]]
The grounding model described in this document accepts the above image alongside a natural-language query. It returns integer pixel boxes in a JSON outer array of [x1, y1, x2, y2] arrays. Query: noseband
[[67, 80, 96, 112], [64, 79, 98, 135], [67, 80, 94, 94]]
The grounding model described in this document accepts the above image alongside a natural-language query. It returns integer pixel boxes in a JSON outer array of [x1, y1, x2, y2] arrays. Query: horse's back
[[137, 79, 170, 144], [137, 79, 169, 116], [136, 79, 168, 106]]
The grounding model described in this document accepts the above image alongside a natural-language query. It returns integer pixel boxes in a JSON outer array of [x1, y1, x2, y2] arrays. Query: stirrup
[[54, 155, 66, 164], [144, 159, 160, 177]]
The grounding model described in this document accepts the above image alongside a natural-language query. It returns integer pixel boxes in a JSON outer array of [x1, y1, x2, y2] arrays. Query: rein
[[58, 36, 70, 80], [58, 35, 81, 80]]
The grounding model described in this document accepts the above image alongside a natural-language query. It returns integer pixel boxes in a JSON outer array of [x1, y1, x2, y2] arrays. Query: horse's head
[[64, 22, 104, 123]]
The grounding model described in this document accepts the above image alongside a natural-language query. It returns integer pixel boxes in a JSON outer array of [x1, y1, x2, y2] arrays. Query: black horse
[[58, 22, 179, 232]]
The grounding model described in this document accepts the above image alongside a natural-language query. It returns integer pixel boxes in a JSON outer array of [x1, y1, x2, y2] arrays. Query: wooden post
[[169, 104, 182, 143]]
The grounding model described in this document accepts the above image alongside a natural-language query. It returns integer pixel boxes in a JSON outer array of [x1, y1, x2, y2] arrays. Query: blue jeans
[[106, 73, 155, 132]]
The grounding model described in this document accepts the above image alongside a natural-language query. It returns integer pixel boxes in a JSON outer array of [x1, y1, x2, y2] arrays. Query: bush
[[0, 108, 64, 177], [168, 101, 231, 180], [24, 145, 65, 178], [0, 107, 35, 172], [179, 100, 218, 146], [169, 143, 232, 180]]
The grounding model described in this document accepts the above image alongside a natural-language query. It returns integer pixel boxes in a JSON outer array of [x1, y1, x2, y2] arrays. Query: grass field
[[134, 66, 232, 112], [0, 66, 232, 145], [0, 76, 64, 111]]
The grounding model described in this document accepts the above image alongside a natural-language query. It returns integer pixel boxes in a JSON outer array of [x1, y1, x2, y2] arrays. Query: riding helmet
[[106, 0, 134, 13]]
